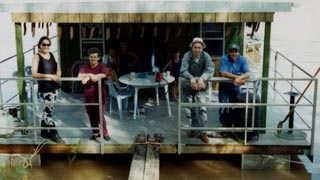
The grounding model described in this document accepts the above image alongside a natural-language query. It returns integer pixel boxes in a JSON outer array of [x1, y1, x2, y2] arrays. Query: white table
[[119, 72, 175, 119]]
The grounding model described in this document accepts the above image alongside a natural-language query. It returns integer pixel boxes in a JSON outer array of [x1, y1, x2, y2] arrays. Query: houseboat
[[0, 0, 317, 171]]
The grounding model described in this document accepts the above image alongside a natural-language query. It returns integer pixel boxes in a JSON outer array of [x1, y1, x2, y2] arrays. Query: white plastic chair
[[106, 80, 134, 119]]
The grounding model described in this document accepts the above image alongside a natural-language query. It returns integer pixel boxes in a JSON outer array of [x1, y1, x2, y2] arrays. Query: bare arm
[[128, 51, 138, 67], [221, 71, 250, 86], [78, 72, 107, 84]]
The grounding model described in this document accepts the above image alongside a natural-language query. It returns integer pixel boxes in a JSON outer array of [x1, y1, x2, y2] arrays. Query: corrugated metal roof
[[0, 0, 294, 13]]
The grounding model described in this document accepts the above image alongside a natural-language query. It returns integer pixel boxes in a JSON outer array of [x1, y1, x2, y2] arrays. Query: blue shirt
[[219, 54, 250, 76]]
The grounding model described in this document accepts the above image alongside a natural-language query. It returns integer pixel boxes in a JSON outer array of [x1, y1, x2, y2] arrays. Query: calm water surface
[[26, 154, 310, 180]]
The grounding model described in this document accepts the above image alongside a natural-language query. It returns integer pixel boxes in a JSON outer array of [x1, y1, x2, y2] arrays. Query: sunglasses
[[42, 43, 51, 47]]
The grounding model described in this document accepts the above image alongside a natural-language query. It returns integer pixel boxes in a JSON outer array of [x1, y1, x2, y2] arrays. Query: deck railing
[[177, 76, 318, 155], [0, 35, 58, 108], [0, 39, 317, 156], [0, 77, 107, 154]]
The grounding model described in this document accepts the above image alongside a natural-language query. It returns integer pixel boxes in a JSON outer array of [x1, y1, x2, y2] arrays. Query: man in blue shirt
[[180, 37, 215, 143], [219, 43, 250, 131]]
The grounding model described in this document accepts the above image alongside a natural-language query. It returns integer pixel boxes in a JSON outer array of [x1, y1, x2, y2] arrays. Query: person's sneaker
[[139, 106, 145, 114], [49, 131, 66, 144], [90, 134, 100, 140], [40, 120, 51, 138], [103, 135, 111, 141], [220, 123, 231, 137], [187, 131, 196, 138], [200, 133, 209, 143]]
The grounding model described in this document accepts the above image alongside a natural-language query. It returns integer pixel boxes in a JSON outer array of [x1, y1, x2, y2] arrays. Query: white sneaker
[[139, 106, 145, 113]]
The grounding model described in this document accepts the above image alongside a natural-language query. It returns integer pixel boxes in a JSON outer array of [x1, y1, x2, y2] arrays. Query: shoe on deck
[[200, 133, 209, 143], [90, 134, 100, 140], [50, 135, 66, 144], [90, 134, 111, 141], [188, 131, 196, 138], [103, 135, 111, 141]]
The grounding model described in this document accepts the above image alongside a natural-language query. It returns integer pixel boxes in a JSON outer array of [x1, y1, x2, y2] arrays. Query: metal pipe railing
[[177, 76, 318, 154], [0, 77, 106, 153]]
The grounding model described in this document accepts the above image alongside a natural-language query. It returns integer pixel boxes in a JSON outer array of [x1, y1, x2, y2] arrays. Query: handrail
[[271, 49, 312, 78], [0, 36, 58, 105], [0, 77, 106, 154], [0, 35, 58, 65], [177, 76, 318, 154]]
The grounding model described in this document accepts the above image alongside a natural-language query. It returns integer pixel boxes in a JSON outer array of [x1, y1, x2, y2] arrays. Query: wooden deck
[[0, 88, 312, 155]]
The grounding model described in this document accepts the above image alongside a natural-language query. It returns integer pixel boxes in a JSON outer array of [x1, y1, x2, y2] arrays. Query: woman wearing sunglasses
[[32, 36, 65, 144]]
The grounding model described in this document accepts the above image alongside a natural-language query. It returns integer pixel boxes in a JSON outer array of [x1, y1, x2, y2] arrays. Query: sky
[[272, 0, 320, 42]]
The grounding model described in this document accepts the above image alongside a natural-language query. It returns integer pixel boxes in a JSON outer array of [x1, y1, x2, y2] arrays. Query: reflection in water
[[26, 154, 310, 180]]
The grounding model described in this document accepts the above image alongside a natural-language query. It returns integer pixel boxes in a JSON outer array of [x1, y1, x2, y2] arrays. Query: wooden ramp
[[128, 133, 162, 180]]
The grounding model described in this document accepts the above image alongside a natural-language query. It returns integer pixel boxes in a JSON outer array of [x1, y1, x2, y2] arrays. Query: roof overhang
[[0, 0, 294, 13], [1, 0, 295, 23]]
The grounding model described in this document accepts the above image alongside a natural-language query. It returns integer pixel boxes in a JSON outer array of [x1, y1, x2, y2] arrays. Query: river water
[[0, 0, 320, 179]]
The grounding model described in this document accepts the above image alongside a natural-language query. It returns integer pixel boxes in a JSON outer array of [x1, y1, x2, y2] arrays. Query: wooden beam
[[0, 144, 309, 155], [30, 13, 42, 22], [266, 13, 274, 22], [117, 13, 130, 22], [11, 12, 275, 23], [144, 144, 160, 180], [190, 13, 202, 22], [178, 13, 190, 22], [253, 13, 266, 22], [141, 13, 154, 23], [11, 13, 31, 22], [92, 13, 105, 22], [129, 13, 142, 22], [228, 13, 241, 22], [216, 13, 228, 22], [80, 13, 92, 23], [14, 23, 27, 122], [165, 13, 179, 22], [181, 145, 308, 154], [261, 22, 272, 130], [128, 144, 147, 180], [68, 13, 80, 23], [55, 13, 68, 23], [154, 13, 165, 22], [203, 13, 216, 22]]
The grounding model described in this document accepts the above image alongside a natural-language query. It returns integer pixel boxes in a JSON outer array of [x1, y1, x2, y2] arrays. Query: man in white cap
[[218, 43, 250, 135], [180, 37, 214, 143]]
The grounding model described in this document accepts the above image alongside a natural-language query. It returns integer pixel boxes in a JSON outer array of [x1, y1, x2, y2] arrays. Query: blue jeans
[[219, 83, 240, 125]]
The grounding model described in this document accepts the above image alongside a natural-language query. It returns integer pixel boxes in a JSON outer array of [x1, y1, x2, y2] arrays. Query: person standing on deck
[[218, 43, 250, 134], [180, 37, 214, 143], [32, 36, 65, 144], [162, 48, 182, 101], [78, 47, 110, 141], [118, 40, 138, 77]]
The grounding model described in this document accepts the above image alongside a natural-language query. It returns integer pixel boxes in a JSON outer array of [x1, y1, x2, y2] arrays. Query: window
[[201, 23, 225, 58]]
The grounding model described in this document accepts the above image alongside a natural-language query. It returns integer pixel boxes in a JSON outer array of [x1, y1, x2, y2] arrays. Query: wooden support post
[[14, 22, 27, 121], [261, 22, 271, 130]]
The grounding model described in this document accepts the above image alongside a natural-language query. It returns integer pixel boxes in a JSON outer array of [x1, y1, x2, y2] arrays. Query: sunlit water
[[1, 0, 320, 179]]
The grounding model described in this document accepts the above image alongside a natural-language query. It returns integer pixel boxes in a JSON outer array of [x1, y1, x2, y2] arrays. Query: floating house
[[0, 0, 318, 171]]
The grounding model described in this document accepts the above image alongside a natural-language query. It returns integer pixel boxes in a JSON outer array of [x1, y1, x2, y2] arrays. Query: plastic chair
[[71, 60, 88, 93], [106, 80, 134, 119]]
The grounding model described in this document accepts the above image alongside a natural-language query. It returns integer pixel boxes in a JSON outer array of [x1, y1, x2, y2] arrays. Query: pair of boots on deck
[[40, 120, 65, 144]]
